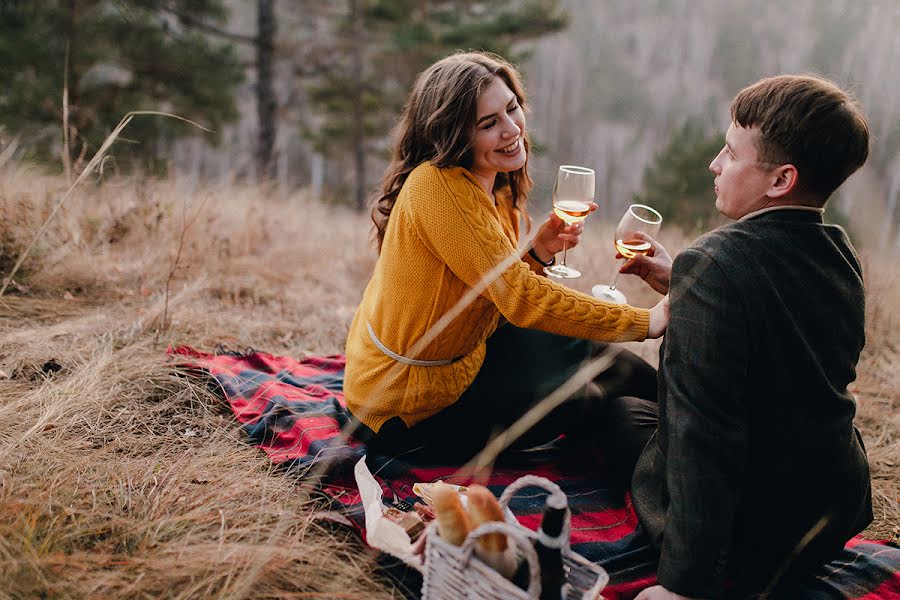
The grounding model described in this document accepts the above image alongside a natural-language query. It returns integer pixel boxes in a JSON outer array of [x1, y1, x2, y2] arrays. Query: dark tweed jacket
[[632, 209, 873, 598]]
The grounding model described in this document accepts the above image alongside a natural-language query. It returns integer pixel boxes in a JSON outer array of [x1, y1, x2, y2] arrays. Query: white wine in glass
[[544, 165, 595, 279], [592, 204, 662, 304]]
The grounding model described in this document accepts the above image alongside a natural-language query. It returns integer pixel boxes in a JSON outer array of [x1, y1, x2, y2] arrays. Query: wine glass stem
[[609, 267, 622, 291], [560, 240, 569, 266]]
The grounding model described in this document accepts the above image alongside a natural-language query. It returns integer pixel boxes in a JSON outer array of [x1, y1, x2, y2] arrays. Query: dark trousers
[[352, 324, 658, 486]]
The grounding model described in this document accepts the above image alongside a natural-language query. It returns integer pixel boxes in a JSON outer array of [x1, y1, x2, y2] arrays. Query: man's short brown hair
[[731, 74, 869, 202]]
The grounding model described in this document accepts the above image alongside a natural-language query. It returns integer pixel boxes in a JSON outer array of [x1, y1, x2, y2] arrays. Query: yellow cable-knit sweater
[[345, 162, 650, 431]]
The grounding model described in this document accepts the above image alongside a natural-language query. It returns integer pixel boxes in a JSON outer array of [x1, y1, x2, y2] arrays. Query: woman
[[345, 51, 665, 475]]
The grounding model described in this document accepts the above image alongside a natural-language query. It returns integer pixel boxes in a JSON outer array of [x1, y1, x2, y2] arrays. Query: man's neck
[[736, 191, 825, 221]]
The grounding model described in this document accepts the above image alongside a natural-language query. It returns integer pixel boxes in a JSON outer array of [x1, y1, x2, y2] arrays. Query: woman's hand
[[531, 202, 598, 263], [618, 232, 673, 295], [410, 530, 428, 565], [647, 294, 669, 339], [635, 585, 704, 600]]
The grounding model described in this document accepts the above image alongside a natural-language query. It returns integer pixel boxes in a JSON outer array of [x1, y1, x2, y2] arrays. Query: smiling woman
[[468, 77, 527, 194], [344, 51, 668, 472]]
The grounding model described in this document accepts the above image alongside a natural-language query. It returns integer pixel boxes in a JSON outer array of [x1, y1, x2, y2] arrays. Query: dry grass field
[[1, 164, 896, 598]]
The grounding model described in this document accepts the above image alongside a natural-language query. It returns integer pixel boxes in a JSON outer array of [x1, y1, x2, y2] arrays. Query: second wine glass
[[592, 203, 662, 304], [544, 165, 595, 279]]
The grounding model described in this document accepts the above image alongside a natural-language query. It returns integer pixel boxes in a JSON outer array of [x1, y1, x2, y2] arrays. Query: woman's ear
[[767, 164, 798, 199]]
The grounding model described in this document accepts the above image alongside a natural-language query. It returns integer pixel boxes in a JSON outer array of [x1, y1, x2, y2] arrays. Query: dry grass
[[0, 166, 392, 599], [0, 164, 896, 598]]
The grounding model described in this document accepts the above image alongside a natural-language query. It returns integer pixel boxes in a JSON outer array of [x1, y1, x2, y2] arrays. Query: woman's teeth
[[498, 139, 520, 154]]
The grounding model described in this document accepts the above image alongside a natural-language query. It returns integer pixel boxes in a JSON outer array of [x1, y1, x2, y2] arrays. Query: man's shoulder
[[670, 224, 766, 293], [694, 219, 757, 245], [690, 216, 856, 261], [681, 224, 748, 265]]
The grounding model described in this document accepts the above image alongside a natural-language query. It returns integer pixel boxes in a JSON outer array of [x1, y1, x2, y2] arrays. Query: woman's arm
[[408, 167, 652, 342]]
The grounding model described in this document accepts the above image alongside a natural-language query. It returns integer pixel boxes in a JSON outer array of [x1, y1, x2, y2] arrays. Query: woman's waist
[[359, 309, 500, 363], [343, 339, 487, 428]]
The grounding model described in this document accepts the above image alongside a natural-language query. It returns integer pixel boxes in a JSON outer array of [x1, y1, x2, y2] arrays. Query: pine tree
[[303, 0, 569, 208], [0, 0, 244, 171], [632, 120, 725, 232]]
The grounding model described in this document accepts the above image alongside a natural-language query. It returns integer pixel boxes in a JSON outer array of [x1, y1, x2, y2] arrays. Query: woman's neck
[[470, 169, 497, 201]]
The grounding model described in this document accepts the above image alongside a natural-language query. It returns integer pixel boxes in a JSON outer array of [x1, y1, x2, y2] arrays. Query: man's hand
[[635, 585, 704, 600], [618, 231, 673, 295], [531, 202, 598, 262]]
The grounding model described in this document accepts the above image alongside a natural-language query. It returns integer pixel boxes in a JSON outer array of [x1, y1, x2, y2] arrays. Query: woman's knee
[[601, 395, 658, 485], [602, 395, 658, 454], [591, 346, 658, 402], [607, 394, 657, 426]]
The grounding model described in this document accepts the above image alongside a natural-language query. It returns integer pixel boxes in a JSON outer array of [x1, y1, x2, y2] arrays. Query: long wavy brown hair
[[371, 51, 533, 253]]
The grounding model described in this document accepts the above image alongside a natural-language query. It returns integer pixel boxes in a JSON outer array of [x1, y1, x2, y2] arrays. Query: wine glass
[[592, 203, 662, 304], [544, 165, 595, 279]]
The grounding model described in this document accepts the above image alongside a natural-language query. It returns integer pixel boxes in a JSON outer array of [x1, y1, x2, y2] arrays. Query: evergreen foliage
[[0, 0, 243, 171], [633, 120, 724, 231], [303, 0, 568, 201]]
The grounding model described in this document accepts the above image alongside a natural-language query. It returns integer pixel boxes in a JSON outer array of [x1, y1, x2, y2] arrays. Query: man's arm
[[657, 246, 750, 597]]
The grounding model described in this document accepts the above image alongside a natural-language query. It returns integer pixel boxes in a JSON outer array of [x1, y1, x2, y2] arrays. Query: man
[[624, 75, 873, 599]]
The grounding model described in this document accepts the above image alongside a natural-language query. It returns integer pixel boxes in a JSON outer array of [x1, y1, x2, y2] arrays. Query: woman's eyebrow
[[476, 113, 496, 125], [476, 95, 517, 125]]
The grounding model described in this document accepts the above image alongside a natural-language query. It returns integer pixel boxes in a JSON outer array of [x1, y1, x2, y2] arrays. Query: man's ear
[[767, 164, 798, 199]]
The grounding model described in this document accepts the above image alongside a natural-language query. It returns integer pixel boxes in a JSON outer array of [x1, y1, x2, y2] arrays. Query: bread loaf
[[466, 484, 517, 579], [431, 481, 472, 546]]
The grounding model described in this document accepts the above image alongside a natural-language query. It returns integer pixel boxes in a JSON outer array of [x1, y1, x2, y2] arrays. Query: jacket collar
[[739, 204, 824, 223]]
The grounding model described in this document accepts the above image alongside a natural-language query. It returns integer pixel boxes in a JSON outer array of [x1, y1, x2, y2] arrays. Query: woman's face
[[469, 77, 526, 186]]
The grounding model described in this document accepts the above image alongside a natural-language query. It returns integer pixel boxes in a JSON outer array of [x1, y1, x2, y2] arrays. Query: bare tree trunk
[[63, 0, 79, 170], [312, 152, 324, 200], [256, 0, 276, 179], [350, 0, 366, 210]]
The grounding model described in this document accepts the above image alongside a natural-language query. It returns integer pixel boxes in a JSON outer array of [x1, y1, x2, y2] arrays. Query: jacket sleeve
[[408, 167, 649, 342], [657, 247, 750, 597]]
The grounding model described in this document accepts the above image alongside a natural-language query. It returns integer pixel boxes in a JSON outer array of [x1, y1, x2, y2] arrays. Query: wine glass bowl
[[544, 165, 595, 279], [592, 203, 662, 303]]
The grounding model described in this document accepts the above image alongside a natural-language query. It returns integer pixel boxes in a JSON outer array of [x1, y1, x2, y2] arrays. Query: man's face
[[709, 123, 779, 220]]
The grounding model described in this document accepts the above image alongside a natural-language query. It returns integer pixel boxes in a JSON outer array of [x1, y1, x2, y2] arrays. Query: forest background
[[1, 0, 898, 243], [0, 1, 897, 598]]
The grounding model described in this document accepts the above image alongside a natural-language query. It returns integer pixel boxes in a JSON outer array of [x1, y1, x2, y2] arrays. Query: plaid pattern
[[170, 346, 900, 599]]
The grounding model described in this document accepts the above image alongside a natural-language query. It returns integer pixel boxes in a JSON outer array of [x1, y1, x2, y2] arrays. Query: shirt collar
[[739, 204, 825, 222]]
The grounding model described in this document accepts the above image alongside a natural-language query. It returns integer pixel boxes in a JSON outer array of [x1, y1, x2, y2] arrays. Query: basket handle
[[459, 521, 541, 599], [498, 475, 571, 552]]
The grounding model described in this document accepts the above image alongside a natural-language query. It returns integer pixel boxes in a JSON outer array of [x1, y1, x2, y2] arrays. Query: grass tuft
[[0, 164, 895, 597]]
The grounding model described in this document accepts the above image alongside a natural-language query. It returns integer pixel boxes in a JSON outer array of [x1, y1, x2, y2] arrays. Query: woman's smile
[[497, 138, 521, 155]]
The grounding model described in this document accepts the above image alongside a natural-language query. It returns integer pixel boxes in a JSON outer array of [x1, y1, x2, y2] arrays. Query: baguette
[[431, 481, 472, 546], [466, 484, 517, 579]]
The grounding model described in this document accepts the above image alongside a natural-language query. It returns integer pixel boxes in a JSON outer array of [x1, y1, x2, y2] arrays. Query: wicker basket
[[421, 475, 608, 600]]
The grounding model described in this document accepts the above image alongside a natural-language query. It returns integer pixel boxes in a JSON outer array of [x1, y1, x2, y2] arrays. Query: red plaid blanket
[[170, 346, 900, 599]]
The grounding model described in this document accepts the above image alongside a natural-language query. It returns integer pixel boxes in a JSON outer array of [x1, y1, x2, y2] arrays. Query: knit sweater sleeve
[[408, 165, 649, 342], [522, 247, 554, 274]]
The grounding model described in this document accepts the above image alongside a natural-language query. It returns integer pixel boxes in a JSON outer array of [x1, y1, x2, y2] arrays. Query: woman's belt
[[366, 321, 461, 367]]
